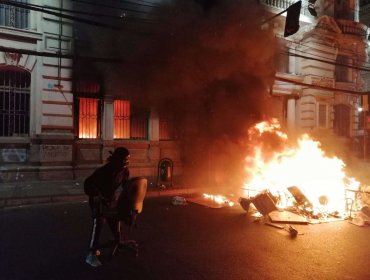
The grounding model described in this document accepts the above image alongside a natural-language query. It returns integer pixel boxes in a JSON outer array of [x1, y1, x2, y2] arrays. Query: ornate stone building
[[0, 0, 181, 183], [1, 0, 369, 183], [262, 0, 369, 157]]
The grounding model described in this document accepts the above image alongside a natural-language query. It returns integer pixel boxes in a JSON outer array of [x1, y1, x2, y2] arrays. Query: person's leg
[[86, 196, 103, 267], [106, 216, 119, 241]]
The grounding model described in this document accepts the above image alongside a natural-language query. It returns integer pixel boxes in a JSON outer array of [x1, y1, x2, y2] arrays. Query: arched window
[[0, 68, 30, 137]]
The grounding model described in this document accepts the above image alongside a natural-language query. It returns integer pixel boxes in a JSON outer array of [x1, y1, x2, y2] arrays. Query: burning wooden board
[[268, 210, 309, 224]]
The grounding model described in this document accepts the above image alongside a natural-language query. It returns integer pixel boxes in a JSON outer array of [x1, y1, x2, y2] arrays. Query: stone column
[[148, 106, 159, 141], [103, 95, 114, 140]]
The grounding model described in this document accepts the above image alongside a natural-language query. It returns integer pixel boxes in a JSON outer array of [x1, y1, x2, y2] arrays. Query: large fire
[[243, 119, 360, 215]]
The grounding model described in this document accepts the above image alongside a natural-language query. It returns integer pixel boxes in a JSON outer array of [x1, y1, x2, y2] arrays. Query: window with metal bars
[[0, 0, 30, 29], [130, 113, 148, 140], [113, 100, 148, 140], [78, 97, 98, 138], [114, 100, 130, 139], [0, 69, 30, 137], [159, 116, 178, 140]]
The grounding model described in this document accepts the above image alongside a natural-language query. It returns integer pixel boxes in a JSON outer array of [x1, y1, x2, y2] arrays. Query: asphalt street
[[0, 196, 369, 280]]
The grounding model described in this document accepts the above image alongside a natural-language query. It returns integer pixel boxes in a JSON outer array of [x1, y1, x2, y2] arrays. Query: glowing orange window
[[159, 114, 177, 140], [79, 97, 98, 138], [159, 117, 172, 140], [114, 100, 130, 139]]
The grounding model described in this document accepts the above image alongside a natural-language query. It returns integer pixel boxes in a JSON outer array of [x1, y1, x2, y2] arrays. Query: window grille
[[114, 100, 148, 140], [159, 116, 177, 140], [78, 98, 98, 138], [0, 69, 30, 137], [0, 0, 30, 29], [130, 115, 148, 140], [114, 100, 130, 139]]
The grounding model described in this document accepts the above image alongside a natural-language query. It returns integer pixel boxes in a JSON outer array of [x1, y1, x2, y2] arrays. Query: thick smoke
[[85, 0, 279, 191]]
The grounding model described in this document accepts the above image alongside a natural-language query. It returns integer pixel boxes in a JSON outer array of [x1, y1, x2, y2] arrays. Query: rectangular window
[[0, 70, 30, 137], [0, 0, 30, 29], [130, 115, 148, 139], [335, 55, 351, 82], [318, 104, 328, 128], [159, 116, 177, 140], [114, 100, 130, 139], [114, 100, 148, 140], [130, 106, 149, 140], [79, 98, 98, 138], [276, 40, 289, 74]]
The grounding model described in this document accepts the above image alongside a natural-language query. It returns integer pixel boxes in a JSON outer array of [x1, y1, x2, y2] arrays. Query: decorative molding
[[0, 26, 42, 42], [311, 76, 334, 88], [4, 52, 21, 65], [0, 52, 36, 72]]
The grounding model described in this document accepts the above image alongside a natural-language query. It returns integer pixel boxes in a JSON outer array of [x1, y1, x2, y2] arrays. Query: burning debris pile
[[185, 119, 370, 227], [238, 119, 370, 226]]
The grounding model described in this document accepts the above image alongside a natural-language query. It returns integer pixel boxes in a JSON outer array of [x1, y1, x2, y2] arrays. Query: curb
[[0, 188, 197, 209]]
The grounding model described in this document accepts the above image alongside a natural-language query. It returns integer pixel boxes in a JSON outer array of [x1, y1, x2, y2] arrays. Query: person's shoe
[[85, 251, 102, 267]]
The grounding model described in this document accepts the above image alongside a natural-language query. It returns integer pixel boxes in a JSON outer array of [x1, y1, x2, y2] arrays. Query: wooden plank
[[268, 210, 309, 224]]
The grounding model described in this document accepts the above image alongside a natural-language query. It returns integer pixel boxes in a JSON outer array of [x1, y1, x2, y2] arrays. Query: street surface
[[0, 196, 369, 280]]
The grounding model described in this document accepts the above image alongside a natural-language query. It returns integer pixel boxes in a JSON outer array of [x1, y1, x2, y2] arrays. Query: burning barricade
[[186, 119, 369, 228], [238, 119, 370, 226]]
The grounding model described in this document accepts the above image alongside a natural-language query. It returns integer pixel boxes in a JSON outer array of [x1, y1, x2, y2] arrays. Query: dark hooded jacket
[[84, 162, 129, 199], [84, 147, 130, 199]]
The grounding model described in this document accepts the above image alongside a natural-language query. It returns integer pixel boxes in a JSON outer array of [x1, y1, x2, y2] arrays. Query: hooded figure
[[84, 147, 131, 267]]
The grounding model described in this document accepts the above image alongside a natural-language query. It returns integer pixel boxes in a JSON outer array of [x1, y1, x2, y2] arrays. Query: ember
[[242, 119, 362, 218]]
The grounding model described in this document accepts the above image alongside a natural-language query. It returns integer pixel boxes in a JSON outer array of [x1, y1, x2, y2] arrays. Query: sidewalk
[[0, 179, 197, 209]]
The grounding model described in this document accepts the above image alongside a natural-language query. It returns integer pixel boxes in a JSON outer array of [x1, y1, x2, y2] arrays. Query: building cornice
[[0, 26, 42, 42]]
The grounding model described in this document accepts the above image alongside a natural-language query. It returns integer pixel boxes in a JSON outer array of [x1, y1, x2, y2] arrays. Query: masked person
[[84, 147, 131, 267]]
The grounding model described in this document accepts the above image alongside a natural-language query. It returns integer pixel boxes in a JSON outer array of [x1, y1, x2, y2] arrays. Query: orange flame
[[203, 193, 235, 207], [243, 119, 360, 214]]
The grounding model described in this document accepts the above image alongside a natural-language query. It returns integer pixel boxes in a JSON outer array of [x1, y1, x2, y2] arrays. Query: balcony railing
[[336, 19, 369, 38]]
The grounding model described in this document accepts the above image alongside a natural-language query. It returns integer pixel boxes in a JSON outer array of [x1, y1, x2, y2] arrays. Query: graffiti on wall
[[0, 149, 28, 163], [40, 145, 72, 162]]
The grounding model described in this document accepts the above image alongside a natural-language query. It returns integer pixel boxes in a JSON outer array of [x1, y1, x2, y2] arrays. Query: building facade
[[1, 0, 369, 183], [262, 0, 369, 158], [0, 0, 181, 183]]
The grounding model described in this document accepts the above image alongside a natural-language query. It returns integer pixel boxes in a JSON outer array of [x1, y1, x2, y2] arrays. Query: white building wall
[[39, 0, 74, 135], [0, 0, 75, 180]]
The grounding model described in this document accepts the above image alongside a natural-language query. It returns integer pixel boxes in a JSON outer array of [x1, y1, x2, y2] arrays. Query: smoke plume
[[88, 0, 279, 191]]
